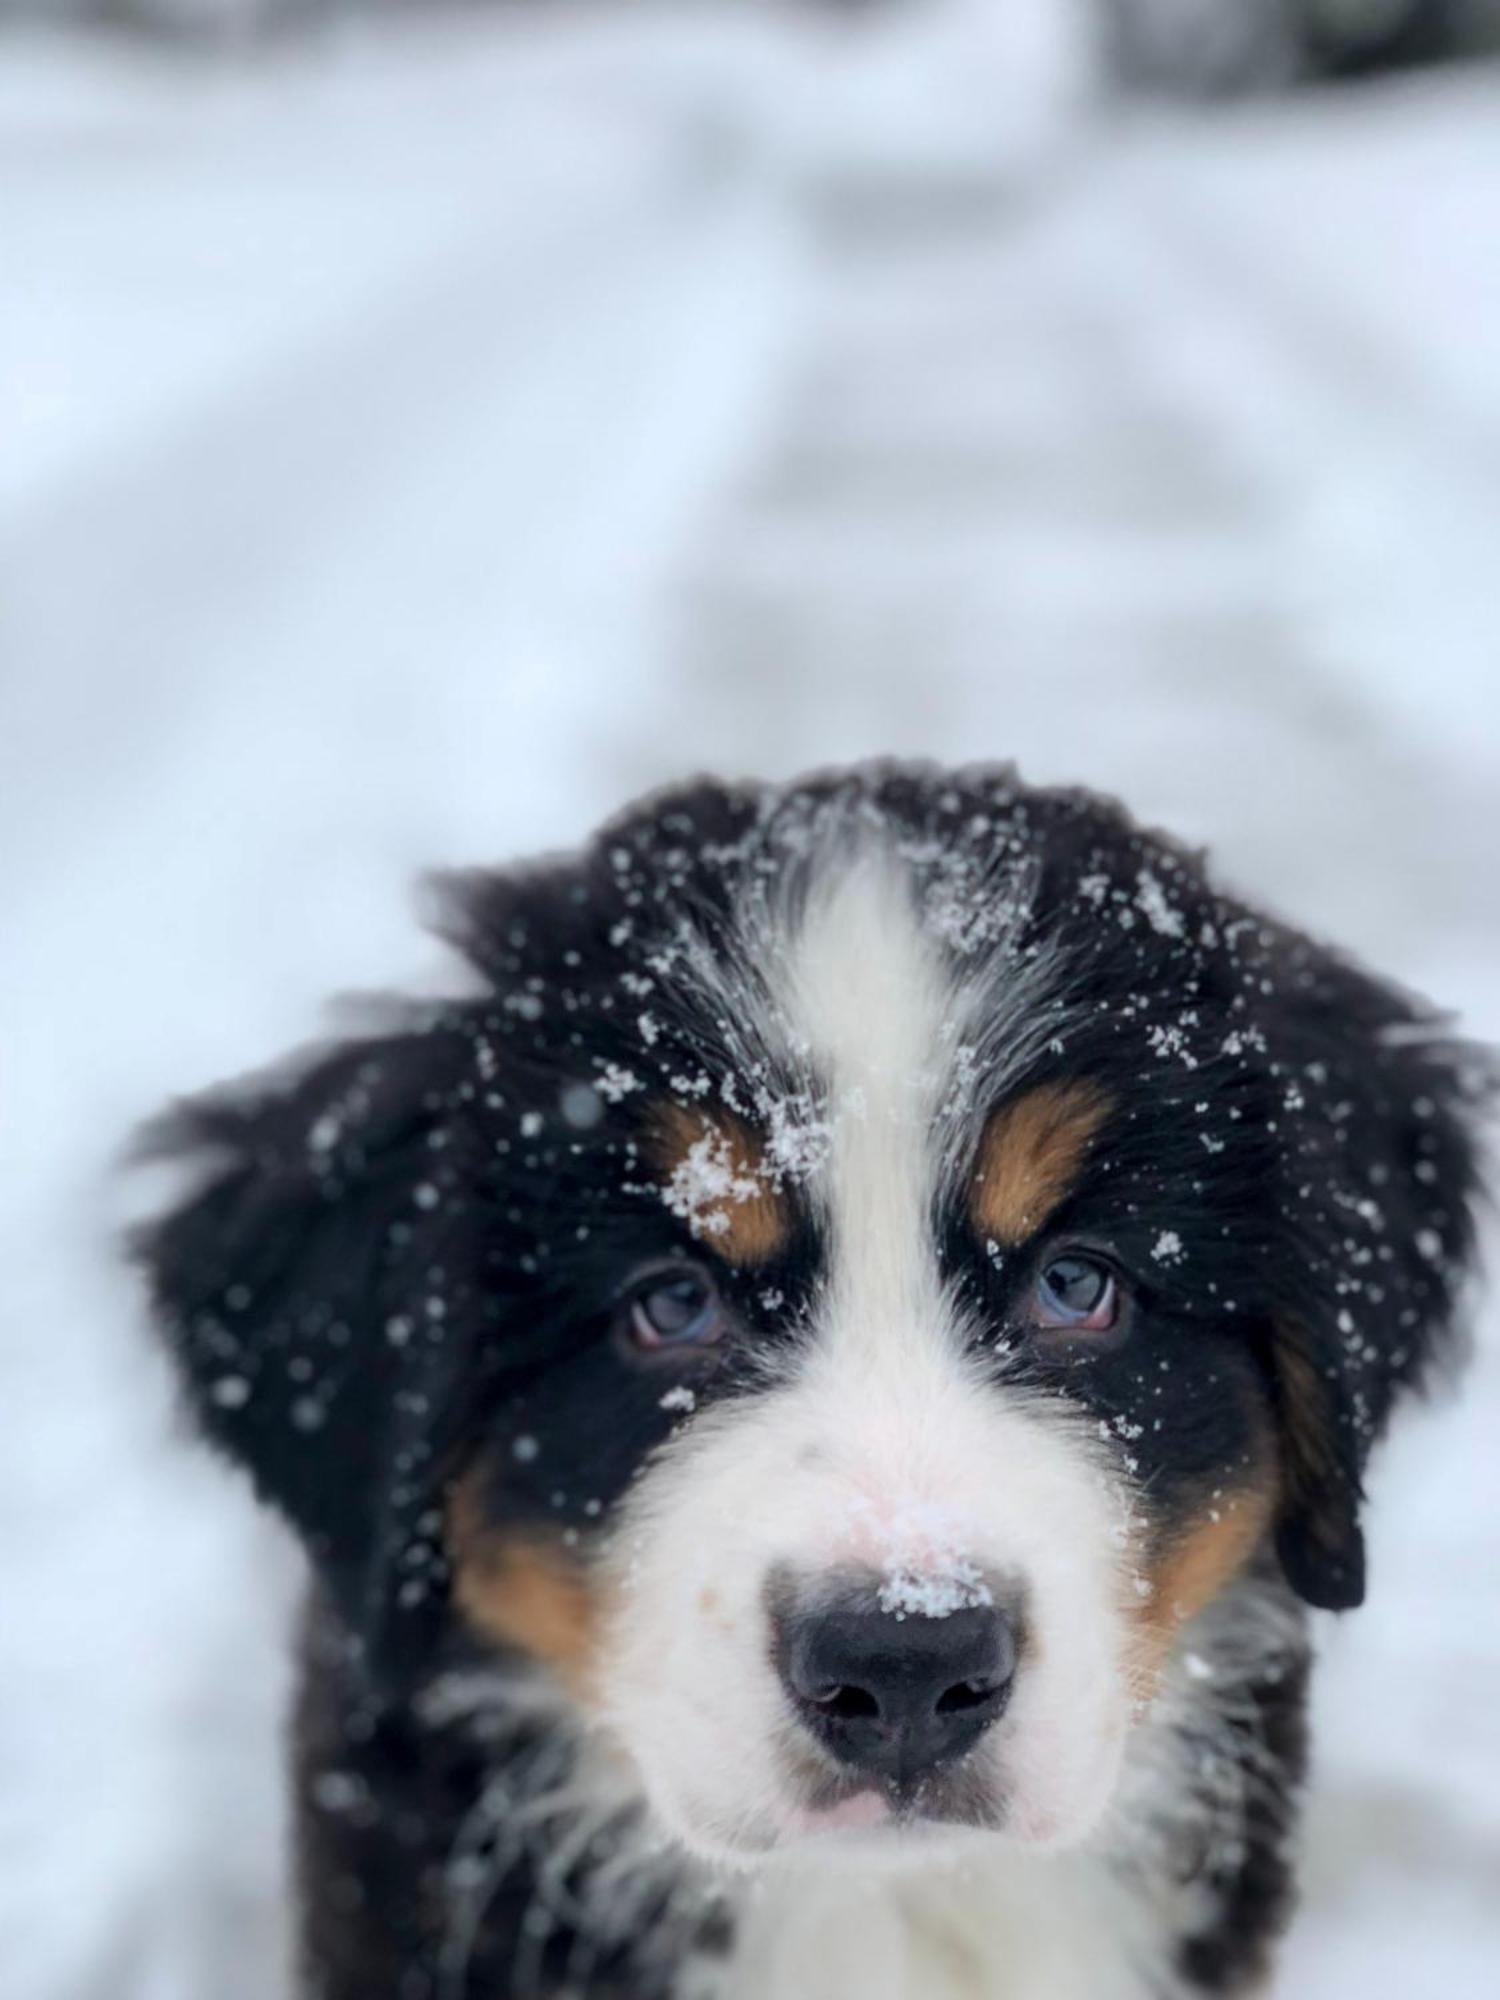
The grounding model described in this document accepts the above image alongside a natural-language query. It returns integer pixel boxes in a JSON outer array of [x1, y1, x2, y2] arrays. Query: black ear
[[133, 1016, 494, 1689], [1262, 942, 1491, 1612], [1267, 1320, 1368, 1611]]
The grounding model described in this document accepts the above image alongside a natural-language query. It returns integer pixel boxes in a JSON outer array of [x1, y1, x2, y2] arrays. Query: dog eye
[[623, 1269, 725, 1353], [1032, 1254, 1119, 1333]]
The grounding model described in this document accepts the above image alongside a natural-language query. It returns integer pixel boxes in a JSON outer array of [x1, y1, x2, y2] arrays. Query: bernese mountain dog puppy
[[136, 763, 1489, 2000]]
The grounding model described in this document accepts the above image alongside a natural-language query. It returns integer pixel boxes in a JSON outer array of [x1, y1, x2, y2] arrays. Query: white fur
[[601, 848, 1139, 1873], [694, 1575, 1306, 2000], [716, 1848, 1160, 2000]]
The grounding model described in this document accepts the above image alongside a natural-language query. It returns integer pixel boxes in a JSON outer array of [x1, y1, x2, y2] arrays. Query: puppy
[[137, 763, 1489, 2000]]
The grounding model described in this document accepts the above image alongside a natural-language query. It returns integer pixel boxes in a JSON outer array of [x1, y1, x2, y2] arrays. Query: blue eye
[[1032, 1254, 1120, 1333], [624, 1269, 725, 1352]]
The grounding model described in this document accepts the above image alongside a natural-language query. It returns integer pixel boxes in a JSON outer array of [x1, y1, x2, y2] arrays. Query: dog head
[[136, 765, 1488, 1866]]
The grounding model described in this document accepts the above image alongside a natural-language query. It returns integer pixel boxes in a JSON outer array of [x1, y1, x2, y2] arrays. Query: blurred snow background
[[3, 1, 1498, 1995]]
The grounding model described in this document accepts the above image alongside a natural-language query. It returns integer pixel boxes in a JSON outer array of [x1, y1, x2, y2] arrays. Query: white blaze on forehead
[[773, 850, 956, 1390]]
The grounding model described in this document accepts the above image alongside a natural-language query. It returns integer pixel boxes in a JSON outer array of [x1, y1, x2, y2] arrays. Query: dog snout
[[774, 1587, 1018, 1786]]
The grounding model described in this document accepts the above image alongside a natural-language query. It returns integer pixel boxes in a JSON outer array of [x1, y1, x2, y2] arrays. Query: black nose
[[777, 1595, 1018, 1785]]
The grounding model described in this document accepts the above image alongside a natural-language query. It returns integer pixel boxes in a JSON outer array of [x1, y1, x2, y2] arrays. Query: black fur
[[134, 762, 1490, 1998]]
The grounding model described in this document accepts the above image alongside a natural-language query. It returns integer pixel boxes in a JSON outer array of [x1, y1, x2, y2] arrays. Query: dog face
[[138, 767, 1486, 1868]]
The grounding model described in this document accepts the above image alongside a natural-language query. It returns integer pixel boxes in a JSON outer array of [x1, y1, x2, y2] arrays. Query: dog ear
[[1266, 1320, 1368, 1611], [1261, 943, 1490, 1612], [133, 1015, 497, 1690]]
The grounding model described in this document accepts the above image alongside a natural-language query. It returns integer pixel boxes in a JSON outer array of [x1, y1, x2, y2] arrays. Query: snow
[[877, 1556, 995, 1624], [1135, 868, 1186, 938], [661, 1126, 765, 1239], [3, 4, 1498, 1997], [848, 1497, 998, 1623]]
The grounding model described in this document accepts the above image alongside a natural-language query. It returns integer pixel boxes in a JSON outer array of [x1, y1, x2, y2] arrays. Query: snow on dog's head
[[138, 765, 1487, 1870]]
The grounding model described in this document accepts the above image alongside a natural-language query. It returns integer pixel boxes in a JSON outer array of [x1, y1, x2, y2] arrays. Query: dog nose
[[777, 1597, 1018, 1784]]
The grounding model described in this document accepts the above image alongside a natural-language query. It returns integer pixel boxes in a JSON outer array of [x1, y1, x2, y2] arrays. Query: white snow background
[[3, 3, 1498, 1995]]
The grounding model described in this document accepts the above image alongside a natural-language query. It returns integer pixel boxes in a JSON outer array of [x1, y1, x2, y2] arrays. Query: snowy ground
[[3, 5, 1498, 1996]]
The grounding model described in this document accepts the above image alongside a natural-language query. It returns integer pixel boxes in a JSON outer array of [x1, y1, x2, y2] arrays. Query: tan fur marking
[[646, 1101, 788, 1267], [1130, 1467, 1276, 1688], [447, 1471, 598, 1700], [970, 1081, 1111, 1246]]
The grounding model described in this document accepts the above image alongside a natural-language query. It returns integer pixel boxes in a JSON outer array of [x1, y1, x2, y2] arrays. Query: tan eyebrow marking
[[645, 1102, 788, 1268], [969, 1080, 1112, 1247], [447, 1469, 599, 1701], [1126, 1458, 1277, 1694]]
